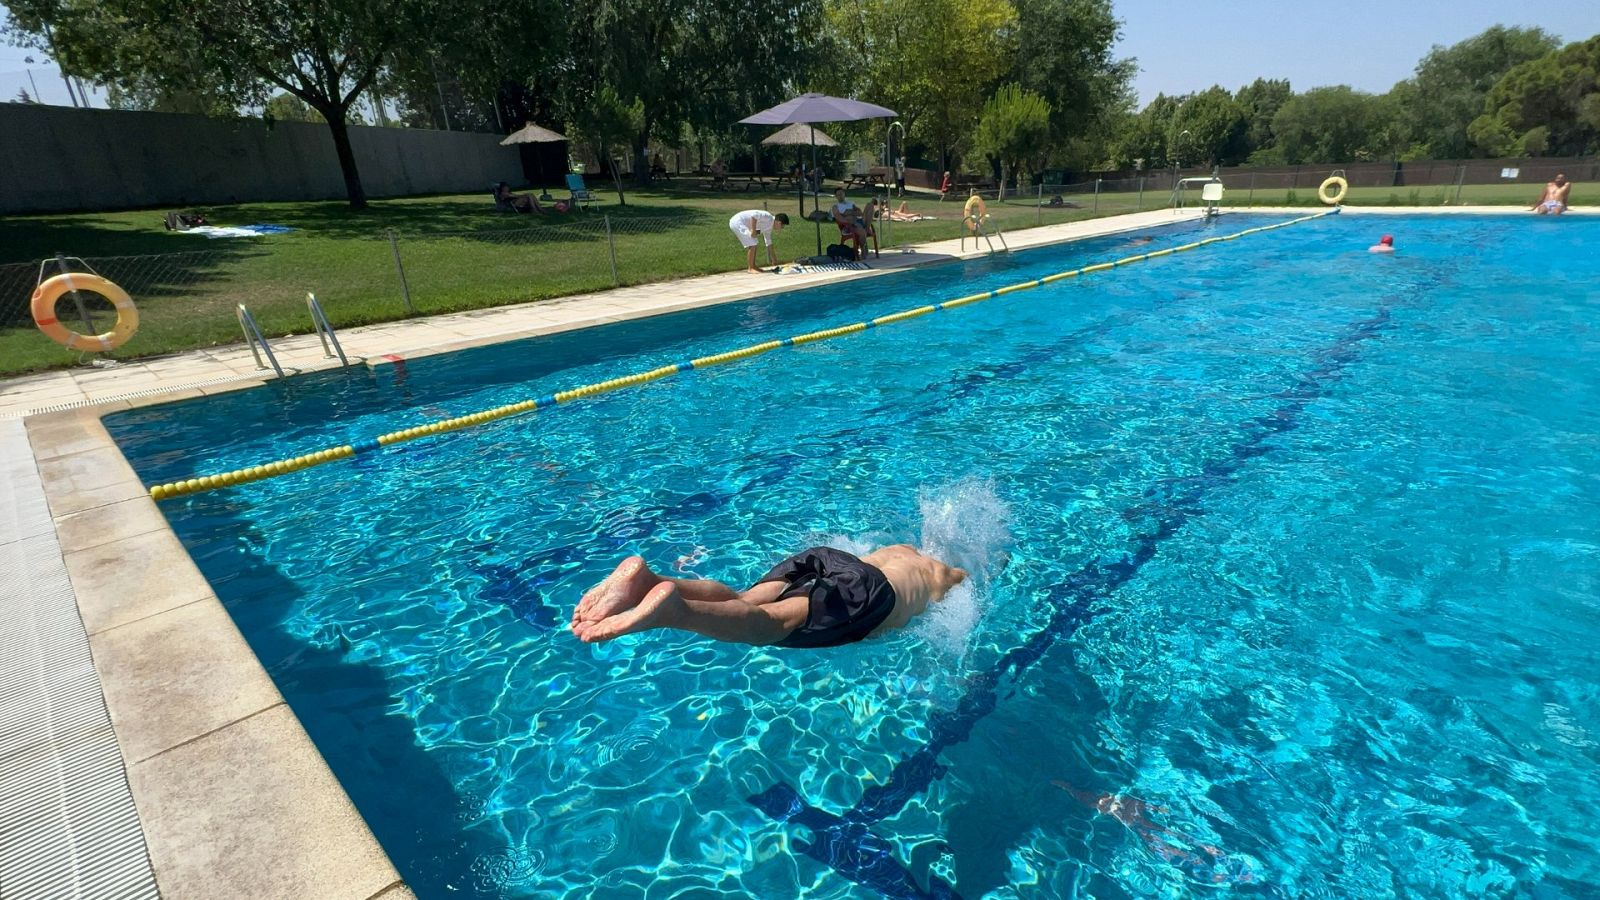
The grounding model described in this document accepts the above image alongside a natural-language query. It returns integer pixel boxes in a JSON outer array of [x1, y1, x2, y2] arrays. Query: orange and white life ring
[[31, 273, 139, 352], [963, 194, 989, 232]]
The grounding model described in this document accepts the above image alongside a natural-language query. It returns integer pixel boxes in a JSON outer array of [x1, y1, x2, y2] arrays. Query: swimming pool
[[108, 212, 1600, 898]]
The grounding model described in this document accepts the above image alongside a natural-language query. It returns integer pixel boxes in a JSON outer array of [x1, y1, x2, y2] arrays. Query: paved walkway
[[0, 209, 1204, 418]]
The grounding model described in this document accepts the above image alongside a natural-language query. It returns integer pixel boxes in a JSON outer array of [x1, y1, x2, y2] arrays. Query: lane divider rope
[[149, 211, 1335, 501]]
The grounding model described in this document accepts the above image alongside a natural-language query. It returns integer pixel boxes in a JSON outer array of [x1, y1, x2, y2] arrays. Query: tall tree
[[7, 0, 432, 208], [1011, 0, 1134, 167], [1113, 93, 1181, 169], [574, 0, 820, 186], [972, 83, 1051, 198], [1167, 85, 1248, 167], [1400, 25, 1560, 158], [1470, 35, 1600, 157], [1233, 77, 1290, 158], [819, 0, 1016, 169], [1270, 86, 1387, 164]]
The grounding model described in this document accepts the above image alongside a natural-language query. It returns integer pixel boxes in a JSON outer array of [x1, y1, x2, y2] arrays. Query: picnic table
[[710, 172, 781, 192], [841, 171, 876, 190]]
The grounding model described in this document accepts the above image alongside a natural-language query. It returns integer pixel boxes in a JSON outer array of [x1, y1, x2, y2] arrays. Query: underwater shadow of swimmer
[[1051, 779, 1262, 886]]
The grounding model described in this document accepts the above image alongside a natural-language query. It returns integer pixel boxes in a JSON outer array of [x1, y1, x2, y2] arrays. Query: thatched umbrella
[[500, 123, 568, 199], [763, 124, 839, 219]]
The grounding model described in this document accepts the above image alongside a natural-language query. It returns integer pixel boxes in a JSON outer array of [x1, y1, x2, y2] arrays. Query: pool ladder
[[237, 304, 284, 377], [236, 293, 349, 378], [961, 214, 1008, 254], [306, 292, 348, 366]]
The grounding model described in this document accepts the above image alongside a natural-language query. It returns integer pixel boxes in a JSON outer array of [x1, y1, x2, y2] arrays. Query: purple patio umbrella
[[739, 93, 898, 255]]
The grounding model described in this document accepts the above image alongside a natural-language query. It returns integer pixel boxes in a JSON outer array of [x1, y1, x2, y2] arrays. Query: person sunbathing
[[886, 201, 935, 222], [494, 182, 542, 214], [571, 545, 966, 648], [1532, 173, 1571, 215]]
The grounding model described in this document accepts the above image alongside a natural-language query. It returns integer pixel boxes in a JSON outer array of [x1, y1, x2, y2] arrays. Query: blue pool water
[[108, 213, 1600, 898]]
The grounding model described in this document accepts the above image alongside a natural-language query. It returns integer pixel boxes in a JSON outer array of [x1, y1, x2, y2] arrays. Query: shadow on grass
[[0, 214, 232, 263], [0, 241, 271, 330]]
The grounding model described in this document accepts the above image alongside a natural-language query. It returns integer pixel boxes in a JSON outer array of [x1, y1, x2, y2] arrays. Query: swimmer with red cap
[[1368, 234, 1395, 254]]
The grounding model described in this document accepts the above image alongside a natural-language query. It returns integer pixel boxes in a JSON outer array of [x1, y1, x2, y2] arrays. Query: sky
[[1114, 0, 1600, 105], [3, 1, 1600, 109]]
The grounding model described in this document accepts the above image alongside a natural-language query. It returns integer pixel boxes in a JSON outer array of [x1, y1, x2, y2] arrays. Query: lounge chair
[[565, 173, 601, 210], [492, 183, 531, 213]]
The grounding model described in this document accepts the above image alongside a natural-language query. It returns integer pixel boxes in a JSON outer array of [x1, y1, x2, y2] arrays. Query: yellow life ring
[[963, 194, 988, 231], [1318, 176, 1348, 206], [31, 273, 139, 352]]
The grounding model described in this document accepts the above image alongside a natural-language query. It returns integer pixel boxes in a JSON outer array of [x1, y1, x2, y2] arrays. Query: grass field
[[0, 183, 1116, 375], [0, 176, 1561, 376]]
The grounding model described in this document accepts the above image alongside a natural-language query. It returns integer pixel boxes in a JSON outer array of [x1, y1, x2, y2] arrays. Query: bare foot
[[573, 581, 681, 643], [572, 556, 657, 626]]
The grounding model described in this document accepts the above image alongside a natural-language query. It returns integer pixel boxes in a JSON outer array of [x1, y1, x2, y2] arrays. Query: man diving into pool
[[571, 546, 966, 647]]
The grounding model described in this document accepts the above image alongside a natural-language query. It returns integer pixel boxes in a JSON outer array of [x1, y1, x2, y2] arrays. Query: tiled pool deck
[[3, 205, 1581, 897]]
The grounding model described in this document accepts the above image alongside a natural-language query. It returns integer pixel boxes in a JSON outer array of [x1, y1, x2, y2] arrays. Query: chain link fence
[[0, 214, 723, 376]]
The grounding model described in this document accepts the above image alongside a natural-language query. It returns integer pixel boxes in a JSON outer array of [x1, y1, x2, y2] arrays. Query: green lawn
[[0, 183, 1119, 376], [0, 177, 1558, 377]]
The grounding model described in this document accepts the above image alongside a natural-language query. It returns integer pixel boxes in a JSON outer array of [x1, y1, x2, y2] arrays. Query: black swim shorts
[[759, 546, 898, 649]]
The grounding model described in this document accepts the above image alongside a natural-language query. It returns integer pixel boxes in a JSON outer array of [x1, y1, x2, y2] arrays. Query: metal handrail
[[305, 292, 349, 366], [960, 216, 1008, 254], [236, 304, 284, 377]]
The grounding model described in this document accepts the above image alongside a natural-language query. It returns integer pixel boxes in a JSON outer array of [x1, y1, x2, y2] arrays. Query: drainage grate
[[0, 421, 159, 899]]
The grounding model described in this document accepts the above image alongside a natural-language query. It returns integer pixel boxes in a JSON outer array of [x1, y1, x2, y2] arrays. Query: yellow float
[[31, 273, 139, 352], [963, 194, 989, 232], [1318, 176, 1349, 206]]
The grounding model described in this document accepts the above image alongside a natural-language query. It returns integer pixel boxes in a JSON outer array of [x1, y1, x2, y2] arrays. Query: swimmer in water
[[1052, 780, 1258, 884], [572, 546, 965, 647], [1368, 234, 1395, 254]]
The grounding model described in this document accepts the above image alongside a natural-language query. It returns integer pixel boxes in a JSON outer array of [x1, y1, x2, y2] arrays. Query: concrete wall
[[0, 105, 525, 213]]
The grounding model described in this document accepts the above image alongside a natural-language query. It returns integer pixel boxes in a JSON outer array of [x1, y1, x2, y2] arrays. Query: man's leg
[[574, 580, 807, 645], [573, 556, 738, 627]]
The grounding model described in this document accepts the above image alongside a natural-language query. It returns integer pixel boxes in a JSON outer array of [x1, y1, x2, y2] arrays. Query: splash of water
[[913, 477, 1012, 654]]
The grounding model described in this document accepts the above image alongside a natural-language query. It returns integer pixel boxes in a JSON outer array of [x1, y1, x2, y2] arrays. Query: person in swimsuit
[[571, 545, 966, 647], [1532, 174, 1571, 215], [1368, 234, 1395, 254], [1051, 780, 1258, 885]]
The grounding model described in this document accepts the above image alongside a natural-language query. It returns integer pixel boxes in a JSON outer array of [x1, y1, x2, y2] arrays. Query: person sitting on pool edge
[[1532, 173, 1571, 215], [571, 545, 966, 647]]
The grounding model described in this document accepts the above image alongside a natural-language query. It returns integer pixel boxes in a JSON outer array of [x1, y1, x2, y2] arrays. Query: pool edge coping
[[22, 405, 416, 900]]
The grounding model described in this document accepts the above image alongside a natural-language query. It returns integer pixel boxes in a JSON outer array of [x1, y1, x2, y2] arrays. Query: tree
[[567, 84, 640, 205], [1270, 86, 1389, 164], [104, 77, 235, 116], [8, 0, 434, 208], [1011, 0, 1134, 168], [1399, 25, 1560, 158], [573, 0, 821, 187], [972, 83, 1051, 198], [818, 0, 1016, 169], [1113, 93, 1181, 168], [379, 0, 567, 134], [13, 88, 36, 103], [264, 93, 325, 124], [1470, 35, 1600, 157], [1167, 85, 1247, 167], [1233, 77, 1290, 157]]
